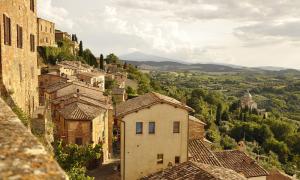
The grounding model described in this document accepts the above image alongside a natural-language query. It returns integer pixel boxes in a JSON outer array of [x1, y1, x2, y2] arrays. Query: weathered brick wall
[[0, 98, 67, 179], [0, 0, 39, 116], [189, 120, 205, 140], [38, 74, 67, 105]]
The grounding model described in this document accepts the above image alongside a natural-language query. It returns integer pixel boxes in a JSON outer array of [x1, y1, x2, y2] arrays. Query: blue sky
[[38, 0, 300, 68]]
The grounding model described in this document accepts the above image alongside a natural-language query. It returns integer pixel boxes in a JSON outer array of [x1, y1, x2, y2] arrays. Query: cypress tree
[[79, 41, 83, 56], [216, 103, 222, 125], [100, 54, 104, 70]]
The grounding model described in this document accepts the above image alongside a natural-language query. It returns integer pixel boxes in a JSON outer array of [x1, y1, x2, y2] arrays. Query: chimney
[[238, 141, 246, 152]]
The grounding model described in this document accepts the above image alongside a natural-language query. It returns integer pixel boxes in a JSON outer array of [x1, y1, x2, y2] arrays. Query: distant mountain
[[254, 66, 287, 71], [124, 60, 245, 72], [120, 52, 181, 62], [121, 52, 299, 73]]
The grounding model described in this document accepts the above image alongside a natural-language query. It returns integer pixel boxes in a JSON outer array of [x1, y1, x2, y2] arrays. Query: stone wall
[[189, 120, 205, 140], [0, 98, 67, 179], [37, 18, 55, 47], [0, 0, 39, 116]]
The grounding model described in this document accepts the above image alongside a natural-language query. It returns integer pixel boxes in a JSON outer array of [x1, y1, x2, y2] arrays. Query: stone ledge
[[0, 98, 68, 179]]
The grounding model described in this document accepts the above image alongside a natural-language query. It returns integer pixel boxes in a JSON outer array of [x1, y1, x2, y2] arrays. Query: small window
[[149, 122, 155, 134], [77, 89, 80, 93], [17, 25, 23, 48], [136, 122, 143, 134], [75, 137, 83, 145], [30, 0, 35, 12], [3, 14, 11, 45], [173, 121, 180, 133], [157, 154, 163, 164], [30, 34, 35, 52], [175, 156, 180, 164]]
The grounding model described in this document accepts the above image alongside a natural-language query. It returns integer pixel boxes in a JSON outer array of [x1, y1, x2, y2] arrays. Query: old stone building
[[51, 93, 113, 162], [189, 115, 206, 140], [37, 18, 55, 47], [241, 91, 258, 110], [0, 0, 39, 115], [55, 29, 71, 42], [76, 71, 105, 91], [38, 72, 68, 105]]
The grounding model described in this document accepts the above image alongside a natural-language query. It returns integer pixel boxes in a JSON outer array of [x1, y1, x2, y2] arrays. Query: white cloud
[[36, 0, 300, 68], [37, 0, 74, 30]]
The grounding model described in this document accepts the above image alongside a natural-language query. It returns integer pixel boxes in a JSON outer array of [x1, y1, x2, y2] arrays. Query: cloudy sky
[[38, 0, 300, 68]]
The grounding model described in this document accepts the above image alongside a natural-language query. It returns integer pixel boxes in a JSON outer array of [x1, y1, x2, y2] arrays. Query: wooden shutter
[[3, 15, 11, 46], [17, 25, 23, 48]]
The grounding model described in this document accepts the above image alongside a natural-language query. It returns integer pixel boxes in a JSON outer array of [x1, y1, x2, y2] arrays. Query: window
[[173, 121, 180, 133], [149, 122, 155, 134], [30, 0, 35, 12], [77, 89, 80, 93], [175, 156, 180, 164], [30, 34, 35, 52], [17, 25, 23, 48], [40, 25, 42, 31], [3, 14, 11, 45], [136, 122, 143, 134], [75, 137, 83, 145], [157, 154, 163, 164]]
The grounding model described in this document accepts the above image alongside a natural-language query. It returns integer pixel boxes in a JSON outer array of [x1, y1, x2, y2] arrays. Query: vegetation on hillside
[[38, 39, 98, 68], [144, 70, 300, 177]]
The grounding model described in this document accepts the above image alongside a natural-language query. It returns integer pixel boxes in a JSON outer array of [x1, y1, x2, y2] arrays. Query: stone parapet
[[0, 98, 67, 179]]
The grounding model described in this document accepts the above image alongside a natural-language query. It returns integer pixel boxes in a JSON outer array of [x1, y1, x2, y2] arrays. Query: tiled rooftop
[[189, 115, 206, 125], [59, 101, 105, 120], [214, 150, 269, 178], [141, 161, 246, 180], [116, 92, 193, 118], [188, 139, 222, 167]]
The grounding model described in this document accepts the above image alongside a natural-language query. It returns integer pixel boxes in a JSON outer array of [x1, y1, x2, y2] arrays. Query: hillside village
[[0, 1, 298, 180]]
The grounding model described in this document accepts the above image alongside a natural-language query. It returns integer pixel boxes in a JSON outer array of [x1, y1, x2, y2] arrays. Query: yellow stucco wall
[[249, 176, 267, 180], [120, 103, 189, 180]]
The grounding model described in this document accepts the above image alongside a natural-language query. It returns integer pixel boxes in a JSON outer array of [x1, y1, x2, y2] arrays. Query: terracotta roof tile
[[59, 102, 103, 120], [141, 161, 246, 180], [189, 115, 206, 125], [52, 93, 112, 110], [116, 92, 193, 118], [45, 82, 73, 93], [189, 139, 222, 167], [214, 150, 269, 178]]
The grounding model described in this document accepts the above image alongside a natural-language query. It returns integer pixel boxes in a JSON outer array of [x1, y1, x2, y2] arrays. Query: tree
[[100, 54, 104, 70], [123, 62, 128, 69], [82, 49, 98, 67], [221, 135, 237, 150], [79, 41, 83, 56], [105, 53, 119, 64], [54, 141, 102, 179], [264, 138, 290, 163], [216, 103, 222, 125]]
